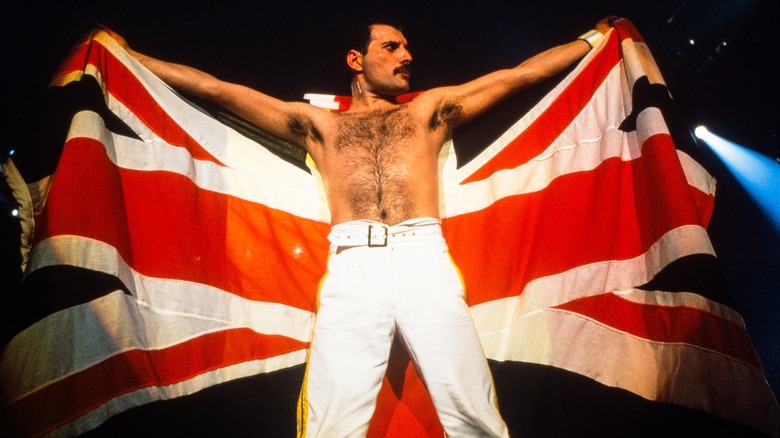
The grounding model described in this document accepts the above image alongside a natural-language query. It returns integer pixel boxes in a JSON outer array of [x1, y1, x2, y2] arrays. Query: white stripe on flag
[[470, 224, 715, 341], [6, 236, 314, 401], [480, 306, 778, 436], [66, 110, 328, 221], [44, 349, 306, 438]]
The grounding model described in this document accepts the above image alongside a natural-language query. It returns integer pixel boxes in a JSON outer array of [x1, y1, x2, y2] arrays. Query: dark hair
[[344, 22, 403, 55]]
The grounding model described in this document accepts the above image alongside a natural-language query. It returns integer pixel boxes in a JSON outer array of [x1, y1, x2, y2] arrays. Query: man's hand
[[95, 23, 131, 52], [596, 16, 619, 34]]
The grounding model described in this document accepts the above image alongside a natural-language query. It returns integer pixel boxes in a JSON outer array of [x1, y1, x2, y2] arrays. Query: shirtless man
[[110, 17, 612, 437]]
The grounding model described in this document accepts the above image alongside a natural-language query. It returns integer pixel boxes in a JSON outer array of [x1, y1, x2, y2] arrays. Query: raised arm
[[101, 27, 325, 149], [426, 17, 614, 128]]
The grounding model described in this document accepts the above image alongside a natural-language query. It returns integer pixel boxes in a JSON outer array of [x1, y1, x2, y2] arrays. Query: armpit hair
[[287, 112, 324, 144], [428, 99, 464, 131]]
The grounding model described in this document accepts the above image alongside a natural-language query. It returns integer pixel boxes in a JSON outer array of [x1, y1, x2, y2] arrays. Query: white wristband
[[578, 29, 604, 49]]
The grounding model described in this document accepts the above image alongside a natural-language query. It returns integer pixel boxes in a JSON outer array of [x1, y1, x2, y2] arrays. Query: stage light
[[12, 208, 19, 217], [695, 126, 780, 234]]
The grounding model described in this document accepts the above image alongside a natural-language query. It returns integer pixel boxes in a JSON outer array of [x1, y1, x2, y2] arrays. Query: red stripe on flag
[[9, 328, 307, 437], [461, 35, 622, 184], [445, 133, 709, 306], [53, 42, 91, 78], [368, 341, 443, 437], [54, 36, 225, 166], [34, 136, 328, 311], [553, 293, 762, 368], [614, 19, 646, 44]]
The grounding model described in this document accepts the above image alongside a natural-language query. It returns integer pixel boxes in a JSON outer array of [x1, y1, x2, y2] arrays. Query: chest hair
[[334, 107, 418, 221]]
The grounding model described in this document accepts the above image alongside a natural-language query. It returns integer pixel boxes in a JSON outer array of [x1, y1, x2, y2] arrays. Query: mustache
[[394, 65, 411, 76]]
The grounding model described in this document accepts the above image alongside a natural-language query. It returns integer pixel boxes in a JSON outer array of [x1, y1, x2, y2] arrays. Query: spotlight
[[695, 126, 780, 234]]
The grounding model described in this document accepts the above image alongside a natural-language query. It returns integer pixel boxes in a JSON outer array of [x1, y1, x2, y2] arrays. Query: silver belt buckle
[[367, 224, 388, 247]]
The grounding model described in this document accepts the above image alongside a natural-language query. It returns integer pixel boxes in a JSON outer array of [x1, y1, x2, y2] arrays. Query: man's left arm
[[431, 17, 614, 128]]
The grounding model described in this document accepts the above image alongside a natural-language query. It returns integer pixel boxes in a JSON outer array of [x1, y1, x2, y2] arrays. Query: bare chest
[[321, 107, 435, 223], [334, 107, 417, 156]]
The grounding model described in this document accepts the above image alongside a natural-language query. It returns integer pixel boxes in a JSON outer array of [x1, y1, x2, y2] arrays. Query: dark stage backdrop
[[2, 1, 778, 436]]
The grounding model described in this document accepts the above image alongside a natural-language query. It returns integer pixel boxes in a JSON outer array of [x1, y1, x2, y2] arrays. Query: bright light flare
[[695, 126, 780, 234], [694, 126, 709, 139]]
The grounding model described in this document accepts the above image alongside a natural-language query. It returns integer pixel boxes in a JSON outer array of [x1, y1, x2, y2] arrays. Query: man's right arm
[[418, 17, 614, 130], [105, 28, 323, 149]]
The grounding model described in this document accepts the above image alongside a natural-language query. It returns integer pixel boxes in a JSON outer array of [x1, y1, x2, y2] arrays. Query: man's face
[[360, 24, 413, 96]]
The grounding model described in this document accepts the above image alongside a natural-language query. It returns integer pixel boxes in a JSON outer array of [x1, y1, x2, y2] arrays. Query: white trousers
[[298, 218, 508, 437]]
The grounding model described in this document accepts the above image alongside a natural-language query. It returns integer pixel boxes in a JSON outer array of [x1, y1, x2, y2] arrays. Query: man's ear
[[346, 49, 363, 73]]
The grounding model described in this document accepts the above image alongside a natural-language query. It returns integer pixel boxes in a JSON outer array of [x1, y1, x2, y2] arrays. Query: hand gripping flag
[[2, 19, 777, 437]]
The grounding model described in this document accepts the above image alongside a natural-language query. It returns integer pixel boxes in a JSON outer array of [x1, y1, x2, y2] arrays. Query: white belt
[[329, 218, 442, 248]]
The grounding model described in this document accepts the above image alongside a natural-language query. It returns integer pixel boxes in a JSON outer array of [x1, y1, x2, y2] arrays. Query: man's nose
[[399, 48, 412, 64]]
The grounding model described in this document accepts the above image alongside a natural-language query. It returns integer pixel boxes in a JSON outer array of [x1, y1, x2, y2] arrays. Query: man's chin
[[394, 81, 411, 94]]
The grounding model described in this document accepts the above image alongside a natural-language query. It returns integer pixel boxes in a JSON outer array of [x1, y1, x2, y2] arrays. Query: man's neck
[[348, 81, 402, 113]]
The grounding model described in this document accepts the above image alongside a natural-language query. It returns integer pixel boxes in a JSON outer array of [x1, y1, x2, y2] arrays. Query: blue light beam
[[695, 126, 780, 234]]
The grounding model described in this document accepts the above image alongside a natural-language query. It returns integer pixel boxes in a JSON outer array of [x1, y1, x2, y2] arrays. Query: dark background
[[2, 0, 777, 401]]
